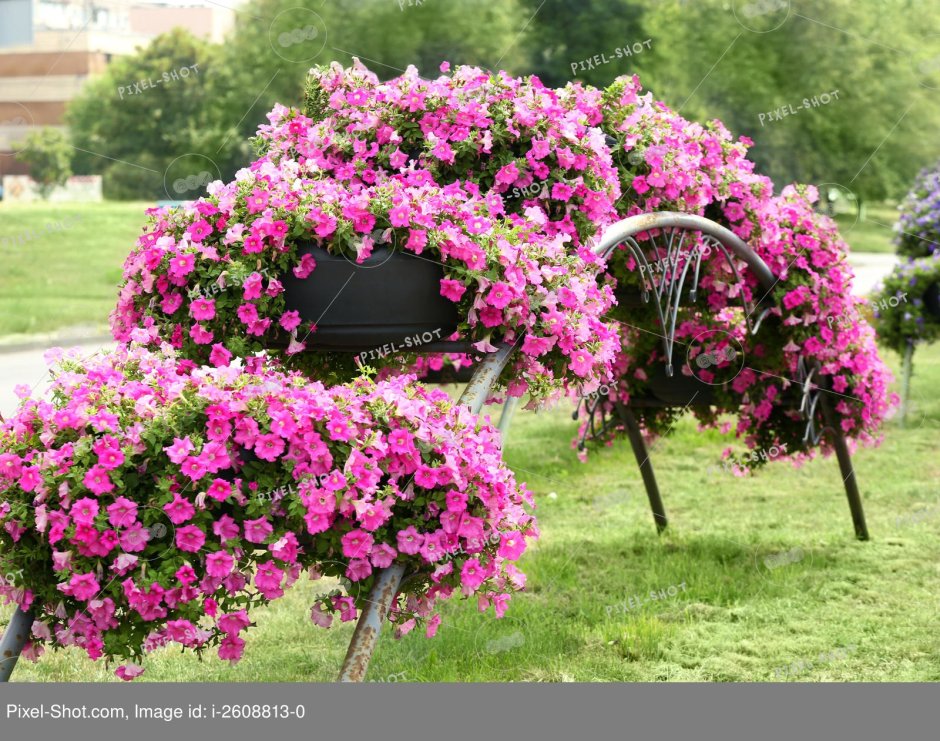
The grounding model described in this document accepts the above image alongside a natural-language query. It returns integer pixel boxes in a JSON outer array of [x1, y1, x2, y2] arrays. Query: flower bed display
[[0, 345, 536, 679], [894, 160, 940, 258]]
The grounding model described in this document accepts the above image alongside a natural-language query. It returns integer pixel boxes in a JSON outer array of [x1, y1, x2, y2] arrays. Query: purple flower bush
[[894, 160, 940, 258], [872, 255, 940, 356], [0, 346, 536, 678]]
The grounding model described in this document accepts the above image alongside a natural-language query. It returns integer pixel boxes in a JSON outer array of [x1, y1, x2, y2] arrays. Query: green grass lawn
[[834, 202, 900, 254], [0, 202, 149, 338], [4, 342, 938, 682]]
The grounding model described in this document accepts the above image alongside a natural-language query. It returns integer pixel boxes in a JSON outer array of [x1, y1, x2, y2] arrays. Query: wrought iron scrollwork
[[797, 356, 825, 445], [617, 226, 770, 377]]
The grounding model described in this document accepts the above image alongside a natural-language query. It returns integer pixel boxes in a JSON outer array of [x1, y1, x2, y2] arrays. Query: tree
[[66, 28, 238, 200], [639, 0, 940, 204], [523, 0, 649, 88], [208, 0, 530, 145], [15, 128, 72, 199]]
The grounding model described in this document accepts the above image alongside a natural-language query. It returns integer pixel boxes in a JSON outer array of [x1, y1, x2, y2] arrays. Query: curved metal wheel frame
[[586, 212, 869, 541]]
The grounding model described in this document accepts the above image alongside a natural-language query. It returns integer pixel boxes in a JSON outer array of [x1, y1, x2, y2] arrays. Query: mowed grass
[[4, 343, 938, 683], [834, 202, 900, 254], [0, 202, 149, 337]]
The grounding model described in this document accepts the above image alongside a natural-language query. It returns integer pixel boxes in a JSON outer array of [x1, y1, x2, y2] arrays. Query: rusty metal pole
[[0, 608, 34, 682], [337, 343, 516, 682], [818, 392, 870, 541]]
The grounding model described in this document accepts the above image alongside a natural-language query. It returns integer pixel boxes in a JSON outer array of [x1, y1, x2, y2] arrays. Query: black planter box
[[924, 281, 940, 321], [281, 243, 459, 352]]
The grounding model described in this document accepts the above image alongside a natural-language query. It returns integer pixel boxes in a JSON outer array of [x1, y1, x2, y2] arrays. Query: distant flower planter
[[280, 244, 458, 352]]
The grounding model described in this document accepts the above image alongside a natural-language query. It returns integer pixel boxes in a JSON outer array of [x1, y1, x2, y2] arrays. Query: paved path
[[0, 340, 115, 418], [847, 252, 899, 296]]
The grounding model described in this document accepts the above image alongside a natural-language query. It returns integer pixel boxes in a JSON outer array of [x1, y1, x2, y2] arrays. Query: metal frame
[[585, 212, 870, 541]]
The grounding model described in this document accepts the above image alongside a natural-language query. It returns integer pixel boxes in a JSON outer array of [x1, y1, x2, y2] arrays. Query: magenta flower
[[83, 465, 115, 496], [217, 610, 250, 635], [243, 517, 273, 544], [205, 551, 235, 579], [118, 522, 149, 552], [17, 466, 42, 493], [254, 561, 285, 600], [175, 524, 205, 553], [396, 526, 423, 555], [212, 514, 240, 542], [63, 572, 100, 602], [206, 478, 232, 502], [460, 558, 486, 592], [190, 298, 216, 321], [71, 497, 100, 526], [341, 529, 374, 559], [217, 634, 245, 664], [164, 436, 194, 465], [254, 433, 285, 462], [163, 493, 195, 525], [497, 533, 527, 561]]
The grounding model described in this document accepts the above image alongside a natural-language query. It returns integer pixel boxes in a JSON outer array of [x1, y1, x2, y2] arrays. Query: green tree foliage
[[66, 28, 238, 200], [15, 128, 73, 199], [209, 0, 530, 145], [638, 0, 940, 204], [523, 0, 649, 88]]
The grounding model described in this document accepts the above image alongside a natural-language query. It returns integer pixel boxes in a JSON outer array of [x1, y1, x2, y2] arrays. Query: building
[[0, 0, 235, 178]]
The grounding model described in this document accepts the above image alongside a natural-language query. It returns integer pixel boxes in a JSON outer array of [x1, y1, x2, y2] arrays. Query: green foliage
[[210, 0, 529, 145], [66, 28, 239, 200], [14, 128, 73, 199], [872, 256, 940, 356], [636, 0, 940, 203]]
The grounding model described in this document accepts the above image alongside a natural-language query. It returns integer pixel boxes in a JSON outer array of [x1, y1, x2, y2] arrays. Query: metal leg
[[900, 343, 914, 428], [337, 343, 518, 682], [0, 608, 34, 682], [615, 404, 668, 533], [338, 564, 407, 682], [819, 393, 869, 541], [497, 396, 520, 442]]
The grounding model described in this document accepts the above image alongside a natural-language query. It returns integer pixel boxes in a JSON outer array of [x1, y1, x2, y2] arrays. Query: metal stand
[[498, 396, 520, 442], [818, 392, 870, 541], [0, 608, 34, 682], [337, 343, 517, 681], [900, 343, 914, 428], [615, 404, 668, 533]]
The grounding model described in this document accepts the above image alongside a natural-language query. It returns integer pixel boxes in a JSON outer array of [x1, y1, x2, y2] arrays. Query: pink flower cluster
[[295, 59, 621, 248], [0, 345, 536, 678]]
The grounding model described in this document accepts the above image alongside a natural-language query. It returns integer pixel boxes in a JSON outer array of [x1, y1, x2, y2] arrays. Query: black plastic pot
[[642, 364, 717, 406], [924, 281, 940, 321], [280, 243, 459, 352]]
